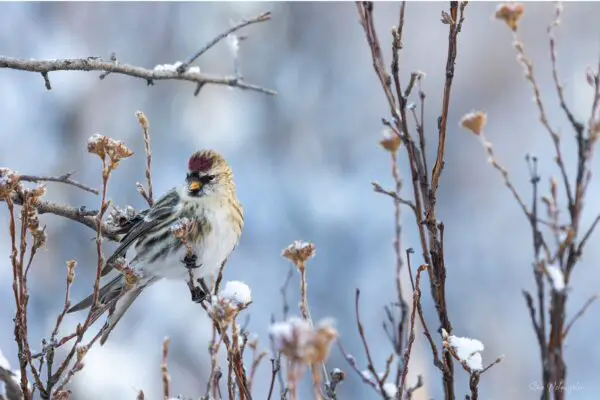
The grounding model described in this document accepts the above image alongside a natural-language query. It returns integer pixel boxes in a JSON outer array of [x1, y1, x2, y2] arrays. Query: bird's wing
[[101, 189, 181, 276]]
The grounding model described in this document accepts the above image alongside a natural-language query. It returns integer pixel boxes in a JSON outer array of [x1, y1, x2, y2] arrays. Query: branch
[[19, 173, 99, 195], [563, 294, 599, 338], [7, 192, 120, 241], [177, 11, 272, 73], [0, 56, 276, 96], [372, 181, 416, 213]]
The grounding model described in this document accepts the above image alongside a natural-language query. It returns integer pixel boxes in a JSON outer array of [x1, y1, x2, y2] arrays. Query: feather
[[101, 189, 181, 276]]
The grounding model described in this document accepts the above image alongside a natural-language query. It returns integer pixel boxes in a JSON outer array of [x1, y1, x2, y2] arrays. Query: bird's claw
[[190, 286, 207, 303], [182, 253, 200, 269]]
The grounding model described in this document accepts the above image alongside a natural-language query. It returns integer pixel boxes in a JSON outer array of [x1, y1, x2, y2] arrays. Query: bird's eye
[[200, 175, 215, 184]]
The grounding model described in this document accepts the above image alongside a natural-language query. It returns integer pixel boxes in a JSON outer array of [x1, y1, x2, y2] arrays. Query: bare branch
[[563, 294, 599, 338], [19, 173, 98, 195], [0, 56, 276, 95], [7, 191, 120, 241], [372, 181, 416, 213], [177, 11, 272, 73]]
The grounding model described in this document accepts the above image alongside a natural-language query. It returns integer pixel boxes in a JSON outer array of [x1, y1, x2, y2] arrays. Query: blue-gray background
[[1, 2, 599, 399]]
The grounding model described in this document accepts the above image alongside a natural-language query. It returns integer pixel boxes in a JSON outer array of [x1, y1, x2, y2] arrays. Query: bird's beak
[[188, 181, 202, 192]]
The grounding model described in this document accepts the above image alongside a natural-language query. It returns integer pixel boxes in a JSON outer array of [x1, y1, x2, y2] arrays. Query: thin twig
[[161, 338, 171, 400], [176, 11, 272, 73], [135, 111, 154, 207], [563, 294, 599, 338], [354, 289, 390, 399], [19, 173, 98, 195], [372, 181, 416, 214]]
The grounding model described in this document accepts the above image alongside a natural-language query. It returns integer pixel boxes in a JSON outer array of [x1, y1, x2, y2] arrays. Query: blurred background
[[1, 2, 599, 399]]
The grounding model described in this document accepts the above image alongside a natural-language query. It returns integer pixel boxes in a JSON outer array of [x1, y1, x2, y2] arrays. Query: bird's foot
[[188, 278, 211, 304], [182, 253, 200, 269], [189, 285, 207, 303]]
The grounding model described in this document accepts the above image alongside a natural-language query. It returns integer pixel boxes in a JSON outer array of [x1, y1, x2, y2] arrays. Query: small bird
[[68, 150, 244, 345]]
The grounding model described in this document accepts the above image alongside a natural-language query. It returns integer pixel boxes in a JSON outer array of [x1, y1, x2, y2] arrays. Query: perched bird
[[68, 150, 244, 345]]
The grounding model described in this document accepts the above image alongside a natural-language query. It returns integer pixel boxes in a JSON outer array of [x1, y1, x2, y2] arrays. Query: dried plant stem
[[296, 263, 326, 399], [399, 265, 427, 396], [136, 111, 154, 207], [161, 338, 171, 400]]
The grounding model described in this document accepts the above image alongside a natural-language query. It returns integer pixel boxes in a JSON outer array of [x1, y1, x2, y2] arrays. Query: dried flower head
[[76, 345, 88, 364], [135, 111, 149, 130], [269, 317, 338, 365], [494, 3, 524, 32], [0, 167, 20, 199], [208, 281, 252, 325], [112, 258, 142, 289], [460, 111, 488, 136], [87, 134, 133, 164], [66, 260, 77, 284], [31, 225, 47, 249], [379, 128, 401, 153], [282, 241, 316, 267]]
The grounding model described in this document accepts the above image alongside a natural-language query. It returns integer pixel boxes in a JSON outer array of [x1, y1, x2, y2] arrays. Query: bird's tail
[[68, 274, 158, 345]]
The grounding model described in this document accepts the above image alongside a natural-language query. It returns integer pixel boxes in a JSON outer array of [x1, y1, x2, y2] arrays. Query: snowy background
[[1, 2, 599, 399]]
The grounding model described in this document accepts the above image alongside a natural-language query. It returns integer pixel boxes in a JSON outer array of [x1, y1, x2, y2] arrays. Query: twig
[[563, 294, 599, 338], [577, 214, 600, 255], [399, 265, 427, 396], [267, 359, 279, 400], [372, 182, 416, 214], [0, 56, 276, 95], [19, 173, 98, 195], [7, 192, 120, 241], [547, 3, 585, 136], [176, 11, 272, 73], [135, 111, 154, 207], [354, 289, 390, 399], [430, 1, 467, 196], [161, 338, 171, 400]]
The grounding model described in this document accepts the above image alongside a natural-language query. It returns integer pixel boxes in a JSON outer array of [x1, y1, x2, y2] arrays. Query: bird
[[67, 149, 244, 345]]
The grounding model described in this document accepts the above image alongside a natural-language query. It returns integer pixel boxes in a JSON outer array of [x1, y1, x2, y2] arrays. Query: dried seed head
[[87, 134, 133, 164], [208, 281, 253, 325], [269, 317, 338, 365], [282, 241, 316, 267], [379, 128, 401, 153], [494, 3, 524, 32], [460, 111, 488, 136], [0, 167, 20, 199], [76, 345, 88, 364], [135, 111, 150, 130], [32, 225, 47, 250], [66, 260, 77, 283]]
